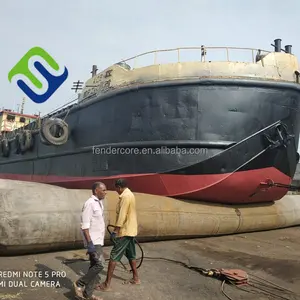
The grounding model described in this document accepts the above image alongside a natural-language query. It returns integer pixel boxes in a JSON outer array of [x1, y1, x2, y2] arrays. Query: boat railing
[[117, 46, 272, 70], [21, 47, 274, 122]]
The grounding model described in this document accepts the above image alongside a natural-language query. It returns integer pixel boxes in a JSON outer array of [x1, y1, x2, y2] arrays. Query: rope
[[63, 237, 300, 300]]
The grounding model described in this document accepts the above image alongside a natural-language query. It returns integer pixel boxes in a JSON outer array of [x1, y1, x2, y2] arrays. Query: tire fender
[[18, 130, 33, 152], [1, 138, 10, 157], [15, 134, 21, 154], [40, 118, 69, 146]]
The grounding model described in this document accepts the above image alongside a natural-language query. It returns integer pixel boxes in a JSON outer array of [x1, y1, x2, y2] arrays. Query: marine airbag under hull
[[1, 179, 300, 256]]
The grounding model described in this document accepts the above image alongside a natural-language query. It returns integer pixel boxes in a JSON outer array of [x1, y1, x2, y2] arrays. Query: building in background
[[0, 98, 39, 136], [0, 109, 39, 134]]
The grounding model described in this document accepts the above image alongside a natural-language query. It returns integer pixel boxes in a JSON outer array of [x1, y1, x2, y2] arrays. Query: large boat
[[1, 39, 300, 204]]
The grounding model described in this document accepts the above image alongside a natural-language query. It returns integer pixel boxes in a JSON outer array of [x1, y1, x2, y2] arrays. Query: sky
[[1, 0, 300, 147]]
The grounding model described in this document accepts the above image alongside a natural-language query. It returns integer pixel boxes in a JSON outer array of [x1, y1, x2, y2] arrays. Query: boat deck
[[1, 226, 299, 300]]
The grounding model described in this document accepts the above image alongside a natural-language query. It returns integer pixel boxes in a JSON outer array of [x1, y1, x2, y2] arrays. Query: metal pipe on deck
[[274, 39, 282, 52], [285, 45, 292, 54]]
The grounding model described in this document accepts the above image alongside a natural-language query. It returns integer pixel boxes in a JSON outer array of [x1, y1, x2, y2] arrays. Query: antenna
[[91, 65, 98, 77], [20, 97, 25, 114]]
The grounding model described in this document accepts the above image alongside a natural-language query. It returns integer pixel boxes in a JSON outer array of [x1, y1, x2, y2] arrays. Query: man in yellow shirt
[[97, 178, 140, 291]]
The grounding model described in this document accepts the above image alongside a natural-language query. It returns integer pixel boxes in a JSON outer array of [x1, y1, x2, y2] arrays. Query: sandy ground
[[0, 227, 300, 300]]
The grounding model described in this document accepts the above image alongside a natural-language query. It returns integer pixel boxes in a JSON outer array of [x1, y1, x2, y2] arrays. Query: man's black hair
[[92, 182, 105, 194], [115, 178, 128, 188]]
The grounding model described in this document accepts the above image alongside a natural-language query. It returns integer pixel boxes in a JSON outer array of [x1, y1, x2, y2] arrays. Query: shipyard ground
[[0, 227, 300, 300]]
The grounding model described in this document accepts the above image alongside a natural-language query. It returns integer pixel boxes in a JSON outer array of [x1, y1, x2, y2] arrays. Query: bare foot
[[89, 295, 104, 300], [95, 282, 112, 292], [122, 278, 141, 285]]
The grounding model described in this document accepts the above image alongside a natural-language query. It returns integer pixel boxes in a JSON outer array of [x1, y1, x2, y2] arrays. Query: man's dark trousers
[[76, 245, 104, 298]]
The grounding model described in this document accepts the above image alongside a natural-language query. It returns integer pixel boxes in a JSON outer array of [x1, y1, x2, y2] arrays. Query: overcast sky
[[1, 0, 300, 147]]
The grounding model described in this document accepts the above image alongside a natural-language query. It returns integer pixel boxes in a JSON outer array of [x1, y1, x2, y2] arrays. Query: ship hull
[[0, 167, 292, 204], [0, 79, 300, 204]]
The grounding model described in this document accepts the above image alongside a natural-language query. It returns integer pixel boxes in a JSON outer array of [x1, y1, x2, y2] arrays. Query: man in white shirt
[[73, 182, 106, 300]]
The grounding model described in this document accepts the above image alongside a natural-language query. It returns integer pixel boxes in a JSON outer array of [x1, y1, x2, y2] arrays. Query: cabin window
[[20, 117, 26, 123], [6, 114, 15, 121]]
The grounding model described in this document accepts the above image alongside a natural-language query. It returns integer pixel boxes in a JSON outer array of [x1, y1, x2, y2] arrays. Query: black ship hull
[[0, 79, 299, 204]]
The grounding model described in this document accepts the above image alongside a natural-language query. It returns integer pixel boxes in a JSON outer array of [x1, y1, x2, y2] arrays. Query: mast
[[20, 97, 25, 114]]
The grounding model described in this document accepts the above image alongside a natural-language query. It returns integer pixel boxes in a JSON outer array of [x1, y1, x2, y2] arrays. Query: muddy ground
[[0, 226, 300, 300]]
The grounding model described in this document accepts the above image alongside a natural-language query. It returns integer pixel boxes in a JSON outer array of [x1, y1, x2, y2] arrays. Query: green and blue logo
[[8, 46, 68, 104]]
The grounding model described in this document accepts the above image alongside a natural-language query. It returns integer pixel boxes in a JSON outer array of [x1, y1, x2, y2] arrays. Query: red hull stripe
[[0, 167, 291, 204]]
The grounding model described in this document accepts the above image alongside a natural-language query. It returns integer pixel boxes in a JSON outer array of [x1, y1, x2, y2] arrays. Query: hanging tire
[[39, 132, 51, 146], [40, 118, 69, 146], [1, 138, 10, 157], [15, 134, 21, 154], [17, 130, 33, 152]]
